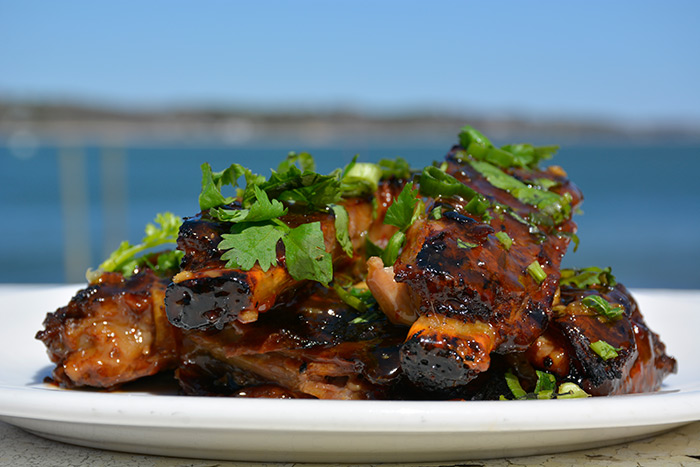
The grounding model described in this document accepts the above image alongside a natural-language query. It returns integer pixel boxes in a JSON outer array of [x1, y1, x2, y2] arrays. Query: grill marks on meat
[[35, 148, 677, 400], [36, 270, 179, 388], [526, 283, 677, 396], [166, 184, 402, 331], [175, 285, 405, 399], [393, 149, 583, 392]]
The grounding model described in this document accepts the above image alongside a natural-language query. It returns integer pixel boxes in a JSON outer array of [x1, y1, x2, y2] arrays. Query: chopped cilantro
[[219, 223, 284, 272], [210, 185, 287, 224], [331, 204, 353, 257], [255, 166, 341, 210], [534, 370, 557, 394], [378, 157, 412, 180], [384, 182, 421, 231], [582, 295, 625, 320], [590, 340, 621, 360], [87, 212, 183, 281], [282, 222, 333, 286], [527, 261, 547, 284], [277, 151, 316, 173]]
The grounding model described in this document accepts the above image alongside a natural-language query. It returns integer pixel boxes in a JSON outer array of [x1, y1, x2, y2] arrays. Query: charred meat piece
[[166, 184, 403, 331], [392, 148, 583, 393], [36, 269, 179, 388], [526, 281, 677, 396], [176, 285, 406, 399]]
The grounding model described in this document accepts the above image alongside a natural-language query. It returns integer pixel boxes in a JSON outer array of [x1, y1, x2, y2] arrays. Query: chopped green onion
[[332, 283, 369, 313], [527, 261, 547, 284], [560, 267, 617, 288], [457, 239, 479, 249], [381, 231, 406, 266], [418, 166, 478, 201], [590, 340, 620, 360], [459, 125, 493, 148], [556, 382, 590, 399], [495, 231, 512, 250], [582, 295, 624, 320], [505, 370, 527, 399]]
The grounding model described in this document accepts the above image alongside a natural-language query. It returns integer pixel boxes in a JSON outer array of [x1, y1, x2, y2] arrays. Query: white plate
[[0, 285, 698, 463]]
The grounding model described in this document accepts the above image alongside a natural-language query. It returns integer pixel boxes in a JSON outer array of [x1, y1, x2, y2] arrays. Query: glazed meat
[[165, 183, 402, 331], [387, 148, 583, 393], [35, 128, 678, 401], [176, 284, 406, 399], [36, 269, 179, 388], [525, 280, 677, 396]]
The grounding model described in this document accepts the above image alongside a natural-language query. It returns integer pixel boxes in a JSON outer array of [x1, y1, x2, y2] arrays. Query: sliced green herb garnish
[[340, 156, 382, 197], [590, 340, 621, 361], [282, 222, 333, 286], [534, 370, 557, 393], [505, 370, 527, 399], [527, 261, 547, 284], [333, 283, 369, 313], [457, 239, 479, 249], [381, 231, 406, 266], [87, 212, 183, 281], [582, 295, 624, 320], [459, 125, 493, 148], [219, 223, 285, 272], [378, 157, 412, 180], [560, 267, 617, 288], [384, 182, 421, 231], [331, 204, 353, 258], [468, 160, 571, 225], [277, 151, 316, 173], [556, 382, 590, 399], [494, 231, 513, 250], [419, 166, 478, 200]]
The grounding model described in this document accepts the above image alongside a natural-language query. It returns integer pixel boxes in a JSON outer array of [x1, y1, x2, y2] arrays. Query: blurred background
[[1, 1, 698, 288]]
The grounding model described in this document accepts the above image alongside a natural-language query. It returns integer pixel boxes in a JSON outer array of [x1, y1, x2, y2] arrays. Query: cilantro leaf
[[210, 185, 287, 224], [88, 212, 182, 280], [378, 157, 412, 180], [218, 224, 284, 272], [255, 166, 341, 209], [331, 204, 353, 257], [277, 151, 316, 173], [282, 222, 333, 285], [384, 182, 420, 231]]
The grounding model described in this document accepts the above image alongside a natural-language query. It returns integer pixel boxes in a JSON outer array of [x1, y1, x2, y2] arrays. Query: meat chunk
[[526, 281, 677, 396], [393, 148, 583, 393], [166, 183, 403, 331], [175, 285, 406, 399], [36, 269, 179, 388]]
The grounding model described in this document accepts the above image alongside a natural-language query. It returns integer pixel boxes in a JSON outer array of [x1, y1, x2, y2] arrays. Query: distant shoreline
[[2, 99, 699, 145]]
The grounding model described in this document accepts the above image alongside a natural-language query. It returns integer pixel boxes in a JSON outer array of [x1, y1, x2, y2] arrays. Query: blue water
[[1, 140, 699, 288]]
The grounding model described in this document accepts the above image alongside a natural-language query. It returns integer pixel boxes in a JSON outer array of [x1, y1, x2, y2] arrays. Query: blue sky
[[1, 1, 699, 124]]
